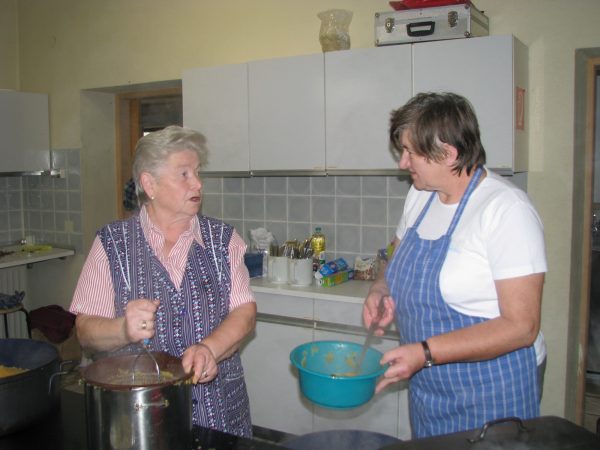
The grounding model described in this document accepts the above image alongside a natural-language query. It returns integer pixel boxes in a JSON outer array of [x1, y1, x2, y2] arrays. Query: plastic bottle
[[311, 227, 326, 271]]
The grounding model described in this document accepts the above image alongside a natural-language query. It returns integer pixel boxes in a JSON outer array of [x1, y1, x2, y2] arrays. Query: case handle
[[406, 21, 435, 37]]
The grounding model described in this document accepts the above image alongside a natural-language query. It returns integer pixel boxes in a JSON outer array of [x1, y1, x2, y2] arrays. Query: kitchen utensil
[[0, 338, 62, 436], [82, 351, 192, 450], [355, 297, 386, 374], [289, 340, 386, 409], [133, 339, 161, 383]]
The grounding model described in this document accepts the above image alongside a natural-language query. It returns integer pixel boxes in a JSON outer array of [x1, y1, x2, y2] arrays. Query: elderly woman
[[363, 92, 547, 438], [70, 125, 256, 437]]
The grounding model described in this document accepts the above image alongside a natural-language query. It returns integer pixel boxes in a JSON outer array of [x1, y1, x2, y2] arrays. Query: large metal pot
[[0, 338, 61, 436], [82, 351, 192, 450]]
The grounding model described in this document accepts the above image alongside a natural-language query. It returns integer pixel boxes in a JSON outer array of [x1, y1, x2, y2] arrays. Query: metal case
[[375, 3, 489, 46]]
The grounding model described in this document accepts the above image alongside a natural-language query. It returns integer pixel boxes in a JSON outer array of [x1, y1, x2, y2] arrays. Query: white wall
[[4, 0, 600, 421]]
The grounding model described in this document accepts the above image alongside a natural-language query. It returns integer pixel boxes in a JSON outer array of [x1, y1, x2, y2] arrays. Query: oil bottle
[[310, 227, 326, 271]]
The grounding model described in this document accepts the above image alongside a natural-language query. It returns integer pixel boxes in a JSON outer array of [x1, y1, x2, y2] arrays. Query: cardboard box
[[316, 269, 354, 287]]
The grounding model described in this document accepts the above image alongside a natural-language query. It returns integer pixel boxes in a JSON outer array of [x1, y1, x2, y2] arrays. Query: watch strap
[[421, 340, 434, 368]]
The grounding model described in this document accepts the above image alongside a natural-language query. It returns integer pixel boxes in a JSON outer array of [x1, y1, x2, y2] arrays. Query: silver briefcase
[[375, 3, 489, 46]]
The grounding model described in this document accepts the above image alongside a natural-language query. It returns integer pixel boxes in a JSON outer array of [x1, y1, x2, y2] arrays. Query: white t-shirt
[[395, 168, 547, 363]]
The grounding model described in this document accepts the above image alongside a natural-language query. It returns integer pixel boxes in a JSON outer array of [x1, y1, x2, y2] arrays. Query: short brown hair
[[389, 92, 486, 175]]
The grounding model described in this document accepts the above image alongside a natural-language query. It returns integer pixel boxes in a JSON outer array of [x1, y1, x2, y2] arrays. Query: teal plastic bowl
[[289, 340, 386, 409]]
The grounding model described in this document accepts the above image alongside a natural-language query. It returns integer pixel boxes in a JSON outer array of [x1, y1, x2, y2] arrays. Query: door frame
[[571, 51, 600, 423], [115, 87, 182, 218]]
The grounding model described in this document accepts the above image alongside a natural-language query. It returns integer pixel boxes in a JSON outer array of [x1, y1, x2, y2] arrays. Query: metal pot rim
[[81, 351, 192, 390]]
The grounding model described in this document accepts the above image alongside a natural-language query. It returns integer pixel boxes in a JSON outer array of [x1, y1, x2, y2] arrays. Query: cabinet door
[[312, 328, 408, 439], [413, 35, 527, 173], [248, 54, 325, 173], [0, 91, 50, 172], [182, 64, 250, 174], [241, 320, 314, 435], [325, 46, 412, 173]]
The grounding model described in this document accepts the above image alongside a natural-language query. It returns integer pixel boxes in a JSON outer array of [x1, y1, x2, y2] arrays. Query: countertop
[[250, 277, 371, 304], [0, 245, 74, 269]]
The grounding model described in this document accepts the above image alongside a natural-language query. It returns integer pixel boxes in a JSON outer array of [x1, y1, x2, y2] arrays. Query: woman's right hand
[[124, 298, 159, 343], [363, 292, 395, 336]]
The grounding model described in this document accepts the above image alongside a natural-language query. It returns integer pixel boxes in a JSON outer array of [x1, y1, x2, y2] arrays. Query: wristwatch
[[421, 340, 435, 368]]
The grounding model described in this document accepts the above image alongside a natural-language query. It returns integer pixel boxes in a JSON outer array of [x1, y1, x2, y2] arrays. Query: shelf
[[0, 245, 75, 269]]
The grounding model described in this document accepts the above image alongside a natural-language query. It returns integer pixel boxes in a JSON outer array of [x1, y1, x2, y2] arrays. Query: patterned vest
[[98, 214, 252, 437]]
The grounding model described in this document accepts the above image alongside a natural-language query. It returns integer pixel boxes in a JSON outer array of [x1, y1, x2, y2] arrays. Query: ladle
[[355, 298, 386, 374]]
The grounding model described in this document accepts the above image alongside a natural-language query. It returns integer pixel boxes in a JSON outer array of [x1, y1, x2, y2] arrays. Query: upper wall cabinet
[[0, 91, 50, 173], [413, 35, 528, 173], [182, 63, 250, 175], [248, 54, 326, 175], [325, 45, 412, 174], [183, 35, 528, 176]]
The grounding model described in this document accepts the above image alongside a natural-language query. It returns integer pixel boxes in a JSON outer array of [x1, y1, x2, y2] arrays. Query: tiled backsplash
[[201, 175, 412, 263], [0, 149, 84, 254]]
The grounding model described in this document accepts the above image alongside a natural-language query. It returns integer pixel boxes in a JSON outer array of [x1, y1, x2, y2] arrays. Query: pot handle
[[47, 360, 78, 395], [134, 399, 170, 411], [467, 417, 534, 443]]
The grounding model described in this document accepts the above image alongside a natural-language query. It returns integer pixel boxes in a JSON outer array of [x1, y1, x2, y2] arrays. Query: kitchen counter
[[0, 245, 74, 269], [250, 277, 371, 304]]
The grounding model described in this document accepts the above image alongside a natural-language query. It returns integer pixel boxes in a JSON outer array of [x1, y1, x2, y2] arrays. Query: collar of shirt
[[139, 206, 205, 256]]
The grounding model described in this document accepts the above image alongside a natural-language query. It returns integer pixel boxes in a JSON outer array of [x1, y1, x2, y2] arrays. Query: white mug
[[268, 256, 289, 284], [288, 258, 313, 287]]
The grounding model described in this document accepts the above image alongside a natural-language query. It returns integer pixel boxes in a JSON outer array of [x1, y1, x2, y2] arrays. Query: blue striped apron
[[385, 167, 539, 438], [99, 214, 252, 437]]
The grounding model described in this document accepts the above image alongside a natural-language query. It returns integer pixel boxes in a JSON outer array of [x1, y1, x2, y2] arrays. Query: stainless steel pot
[[0, 338, 61, 436], [82, 351, 192, 450]]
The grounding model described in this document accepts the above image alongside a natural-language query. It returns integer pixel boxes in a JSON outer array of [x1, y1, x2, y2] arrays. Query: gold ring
[[141, 320, 147, 330]]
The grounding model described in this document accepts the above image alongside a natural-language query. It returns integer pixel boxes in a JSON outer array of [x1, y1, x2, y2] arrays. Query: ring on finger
[[141, 320, 147, 330], [201, 370, 208, 378]]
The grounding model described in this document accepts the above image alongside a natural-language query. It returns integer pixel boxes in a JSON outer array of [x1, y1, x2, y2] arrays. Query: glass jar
[[317, 9, 353, 52]]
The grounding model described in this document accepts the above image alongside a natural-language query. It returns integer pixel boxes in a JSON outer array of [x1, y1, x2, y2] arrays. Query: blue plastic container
[[243, 252, 264, 278], [289, 340, 386, 409]]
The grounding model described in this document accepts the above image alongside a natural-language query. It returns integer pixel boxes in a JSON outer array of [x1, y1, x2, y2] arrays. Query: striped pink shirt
[[69, 207, 255, 317]]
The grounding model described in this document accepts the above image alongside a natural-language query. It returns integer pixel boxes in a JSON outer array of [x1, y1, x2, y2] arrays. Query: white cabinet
[[248, 54, 325, 174], [241, 291, 410, 439], [312, 328, 410, 439], [182, 64, 250, 174], [325, 45, 412, 173], [183, 35, 527, 175], [312, 298, 410, 439], [241, 320, 314, 434], [0, 91, 50, 173], [240, 293, 313, 435], [413, 35, 528, 173]]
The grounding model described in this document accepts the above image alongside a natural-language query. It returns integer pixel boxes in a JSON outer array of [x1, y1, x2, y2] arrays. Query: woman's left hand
[[375, 342, 425, 393], [182, 342, 217, 384]]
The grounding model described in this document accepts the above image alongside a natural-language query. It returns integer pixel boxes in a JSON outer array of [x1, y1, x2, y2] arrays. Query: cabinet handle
[[256, 312, 398, 340]]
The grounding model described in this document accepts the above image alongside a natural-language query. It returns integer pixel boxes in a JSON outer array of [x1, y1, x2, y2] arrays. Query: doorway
[[115, 88, 182, 218], [571, 50, 600, 430]]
